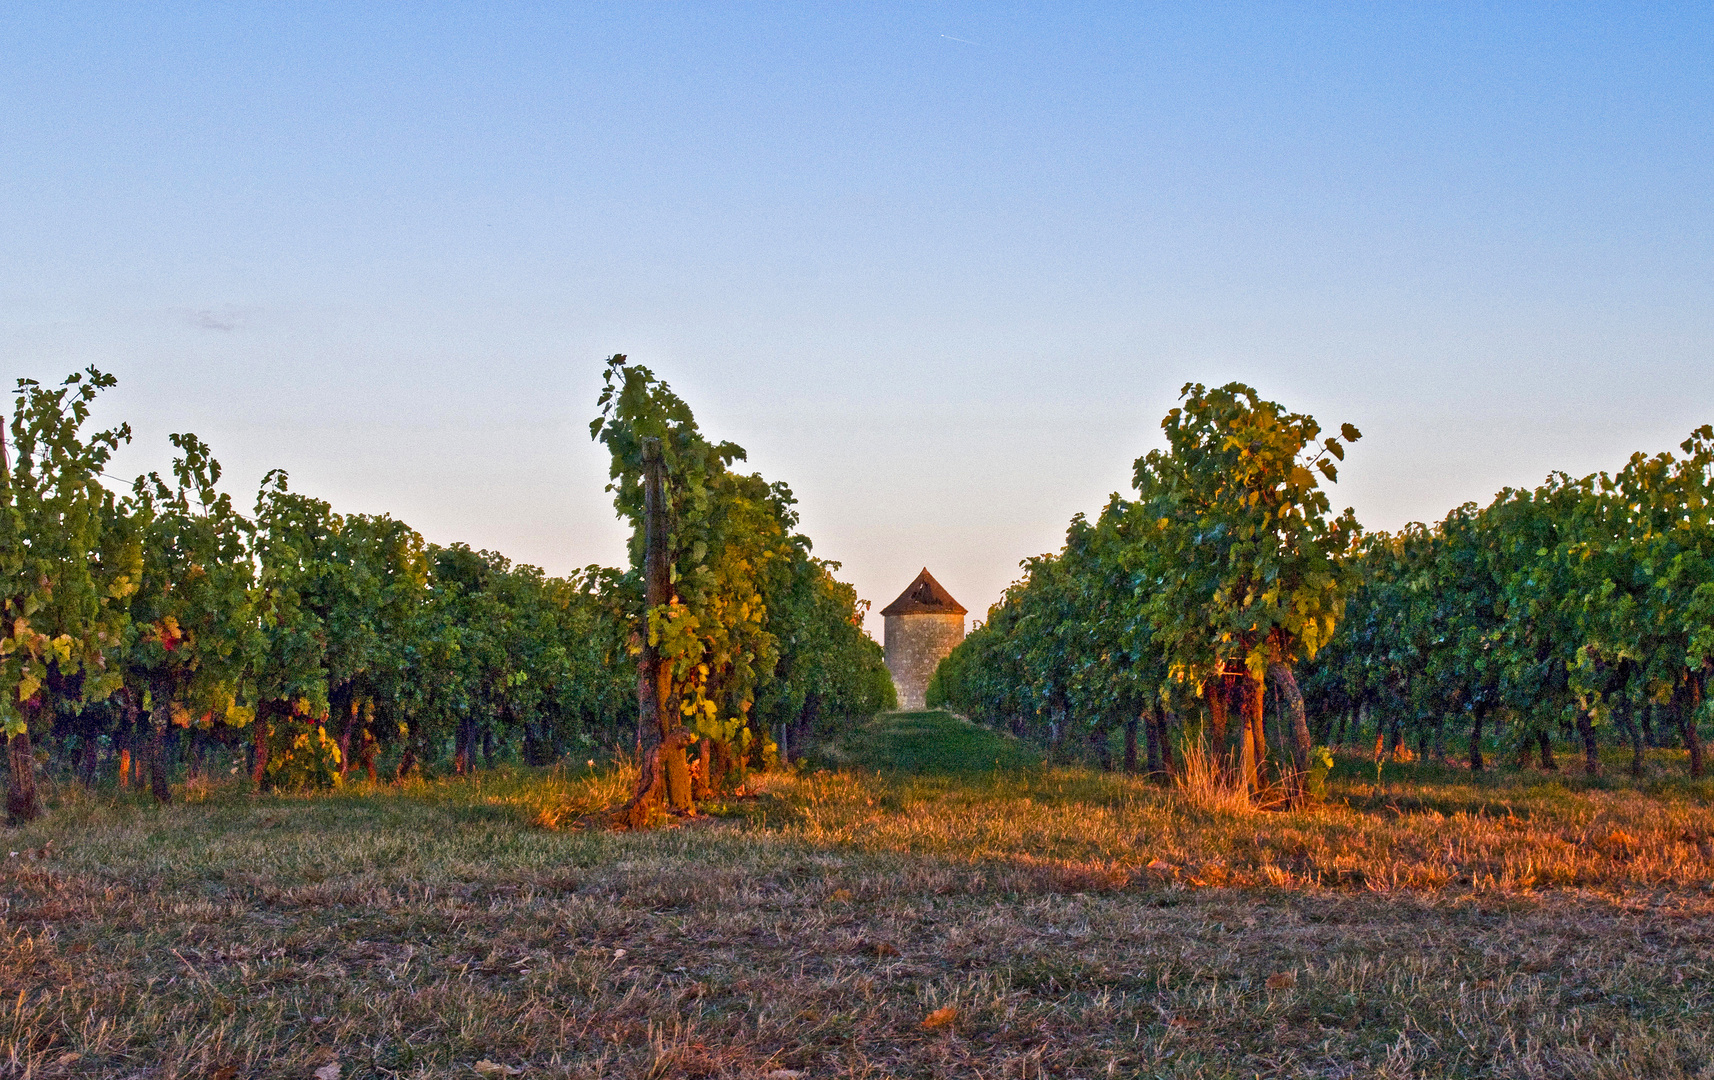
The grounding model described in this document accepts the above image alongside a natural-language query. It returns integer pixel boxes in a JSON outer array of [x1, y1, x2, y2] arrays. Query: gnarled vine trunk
[[147, 719, 172, 803], [6, 706, 40, 823], [1238, 668, 1266, 796], [1268, 661, 1313, 802], [621, 438, 694, 826], [1204, 676, 1229, 774], [78, 733, 99, 786], [1155, 707, 1178, 779], [335, 692, 358, 779], [251, 704, 270, 787], [1090, 723, 1112, 771], [1677, 676, 1704, 780], [1576, 712, 1602, 776]]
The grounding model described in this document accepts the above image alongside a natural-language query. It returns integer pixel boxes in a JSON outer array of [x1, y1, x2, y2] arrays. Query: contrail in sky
[[940, 34, 981, 46]]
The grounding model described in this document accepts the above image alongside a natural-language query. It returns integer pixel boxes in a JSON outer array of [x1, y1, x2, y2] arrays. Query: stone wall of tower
[[884, 612, 966, 711]]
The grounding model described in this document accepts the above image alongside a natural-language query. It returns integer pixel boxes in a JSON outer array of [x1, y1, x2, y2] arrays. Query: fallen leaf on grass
[[1266, 971, 1297, 990], [55, 1053, 81, 1066], [764, 1071, 806, 1079], [474, 1061, 522, 1077], [870, 942, 900, 957], [1166, 1016, 1201, 1030], [828, 888, 853, 902], [922, 1006, 958, 1030], [313, 1064, 341, 1080]]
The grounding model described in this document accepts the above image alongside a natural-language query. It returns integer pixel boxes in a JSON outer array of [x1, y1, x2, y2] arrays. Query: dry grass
[[1170, 739, 1264, 817], [3, 714, 1713, 1079]]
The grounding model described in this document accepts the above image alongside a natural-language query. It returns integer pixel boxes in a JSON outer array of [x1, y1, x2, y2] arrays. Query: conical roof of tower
[[880, 568, 967, 617]]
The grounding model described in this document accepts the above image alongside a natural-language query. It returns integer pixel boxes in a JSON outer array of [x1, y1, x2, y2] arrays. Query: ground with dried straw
[[3, 712, 1713, 1078]]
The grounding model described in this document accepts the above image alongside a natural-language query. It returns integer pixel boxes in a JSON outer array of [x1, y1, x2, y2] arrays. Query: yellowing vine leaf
[[922, 1006, 958, 1030]]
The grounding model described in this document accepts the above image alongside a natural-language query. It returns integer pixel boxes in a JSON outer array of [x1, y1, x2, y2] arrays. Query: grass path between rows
[[3, 711, 1714, 1078]]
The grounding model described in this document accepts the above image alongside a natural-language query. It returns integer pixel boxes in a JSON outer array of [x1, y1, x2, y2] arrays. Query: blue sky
[[4, 3, 1711, 632]]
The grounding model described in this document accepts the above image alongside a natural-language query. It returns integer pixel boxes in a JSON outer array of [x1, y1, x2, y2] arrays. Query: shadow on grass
[[1325, 746, 1714, 819], [809, 709, 1042, 775]]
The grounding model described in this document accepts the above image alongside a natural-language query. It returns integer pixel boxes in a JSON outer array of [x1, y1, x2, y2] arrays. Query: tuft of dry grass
[[2, 713, 1713, 1078], [1171, 738, 1263, 815]]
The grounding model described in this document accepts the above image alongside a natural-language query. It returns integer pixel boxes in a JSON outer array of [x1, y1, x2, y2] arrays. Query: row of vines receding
[[927, 381, 1714, 803], [1, 361, 894, 822]]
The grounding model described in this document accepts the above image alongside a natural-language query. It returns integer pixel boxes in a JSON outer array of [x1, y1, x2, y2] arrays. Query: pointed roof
[[880, 568, 967, 617]]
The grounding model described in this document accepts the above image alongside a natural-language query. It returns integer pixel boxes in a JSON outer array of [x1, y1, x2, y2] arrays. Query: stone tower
[[881, 568, 967, 711]]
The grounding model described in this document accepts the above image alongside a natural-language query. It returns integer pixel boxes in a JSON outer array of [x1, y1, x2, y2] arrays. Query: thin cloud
[[176, 307, 241, 332]]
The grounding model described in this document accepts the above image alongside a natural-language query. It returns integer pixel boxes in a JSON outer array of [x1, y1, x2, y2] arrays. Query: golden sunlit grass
[[1169, 737, 1264, 817], [3, 712, 1713, 1078]]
